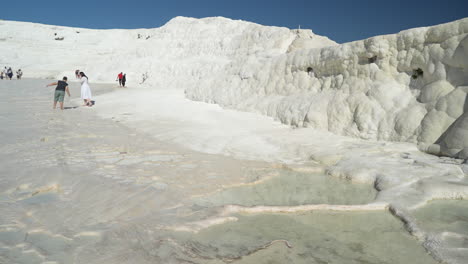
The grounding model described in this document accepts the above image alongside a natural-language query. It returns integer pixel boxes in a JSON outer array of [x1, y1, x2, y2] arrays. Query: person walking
[[16, 69, 23, 79], [46, 76, 71, 110], [117, 72, 123, 87], [79, 72, 93, 106], [122, 73, 126, 87]]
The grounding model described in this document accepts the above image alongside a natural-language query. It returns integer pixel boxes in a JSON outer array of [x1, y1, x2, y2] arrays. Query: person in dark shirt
[[46, 76, 71, 110], [122, 73, 126, 87]]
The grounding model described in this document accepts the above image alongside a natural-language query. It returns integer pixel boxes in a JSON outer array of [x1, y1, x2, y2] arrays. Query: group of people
[[117, 72, 127, 87], [46, 70, 129, 110], [1, 67, 22, 80], [46, 70, 92, 110]]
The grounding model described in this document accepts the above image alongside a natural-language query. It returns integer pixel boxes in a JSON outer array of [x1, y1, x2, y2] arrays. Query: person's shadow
[[64, 106, 79, 110]]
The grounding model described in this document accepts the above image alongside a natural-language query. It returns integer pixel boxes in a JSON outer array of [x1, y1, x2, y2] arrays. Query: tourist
[[46, 76, 71, 110], [122, 73, 126, 87], [7, 68, 13, 80], [117, 72, 123, 86], [79, 72, 93, 106], [16, 69, 23, 79]]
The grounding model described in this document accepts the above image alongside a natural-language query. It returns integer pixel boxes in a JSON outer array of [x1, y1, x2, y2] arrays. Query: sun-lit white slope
[[186, 18, 468, 159], [105, 16, 336, 90], [0, 20, 132, 78], [0, 17, 336, 86], [143, 17, 337, 89]]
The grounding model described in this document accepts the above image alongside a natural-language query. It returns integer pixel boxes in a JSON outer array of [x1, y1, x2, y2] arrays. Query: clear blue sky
[[2, 0, 467, 43]]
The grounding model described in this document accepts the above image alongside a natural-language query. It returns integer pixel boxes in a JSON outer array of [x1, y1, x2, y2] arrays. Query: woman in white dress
[[79, 72, 92, 106]]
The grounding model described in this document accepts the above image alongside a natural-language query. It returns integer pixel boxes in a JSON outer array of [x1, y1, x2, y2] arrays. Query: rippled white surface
[[0, 79, 465, 263]]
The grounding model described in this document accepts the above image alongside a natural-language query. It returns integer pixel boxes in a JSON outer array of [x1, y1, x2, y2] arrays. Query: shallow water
[[193, 170, 377, 207], [413, 200, 468, 238], [72, 210, 437, 264], [412, 200, 468, 263], [169, 211, 437, 264]]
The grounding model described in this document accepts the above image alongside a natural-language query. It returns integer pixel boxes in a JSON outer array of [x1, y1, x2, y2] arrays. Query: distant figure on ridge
[[79, 72, 93, 107], [122, 73, 126, 87], [3, 67, 7, 79], [117, 72, 123, 86], [46, 76, 71, 110], [16, 69, 23, 79]]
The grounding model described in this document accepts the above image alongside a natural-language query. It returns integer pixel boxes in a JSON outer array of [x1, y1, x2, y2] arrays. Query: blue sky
[[2, 0, 467, 43]]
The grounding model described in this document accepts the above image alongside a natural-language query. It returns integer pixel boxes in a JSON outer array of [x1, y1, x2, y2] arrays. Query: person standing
[[117, 72, 123, 86], [16, 69, 23, 79], [7, 68, 13, 80], [79, 72, 93, 106], [46, 76, 71, 110], [122, 73, 126, 87]]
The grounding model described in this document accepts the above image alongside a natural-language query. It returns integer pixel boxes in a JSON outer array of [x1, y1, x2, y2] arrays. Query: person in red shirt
[[117, 72, 123, 86]]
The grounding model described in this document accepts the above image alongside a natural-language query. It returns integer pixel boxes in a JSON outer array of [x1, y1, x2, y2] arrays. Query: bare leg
[[59, 102, 64, 110], [53, 101, 57, 109]]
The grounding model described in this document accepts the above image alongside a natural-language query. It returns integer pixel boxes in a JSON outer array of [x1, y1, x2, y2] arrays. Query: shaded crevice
[[412, 68, 424, 79]]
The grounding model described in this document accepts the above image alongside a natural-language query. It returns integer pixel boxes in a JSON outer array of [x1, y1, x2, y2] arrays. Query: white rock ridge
[[0, 16, 466, 158], [0, 16, 335, 85], [185, 18, 468, 159]]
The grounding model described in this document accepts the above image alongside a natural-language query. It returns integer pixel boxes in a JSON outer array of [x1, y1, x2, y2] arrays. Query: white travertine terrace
[[1, 16, 467, 264], [1, 17, 466, 157]]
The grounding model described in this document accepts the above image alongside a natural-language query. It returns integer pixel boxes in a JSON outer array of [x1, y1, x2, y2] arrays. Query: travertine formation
[[185, 18, 468, 159], [1, 17, 465, 157]]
